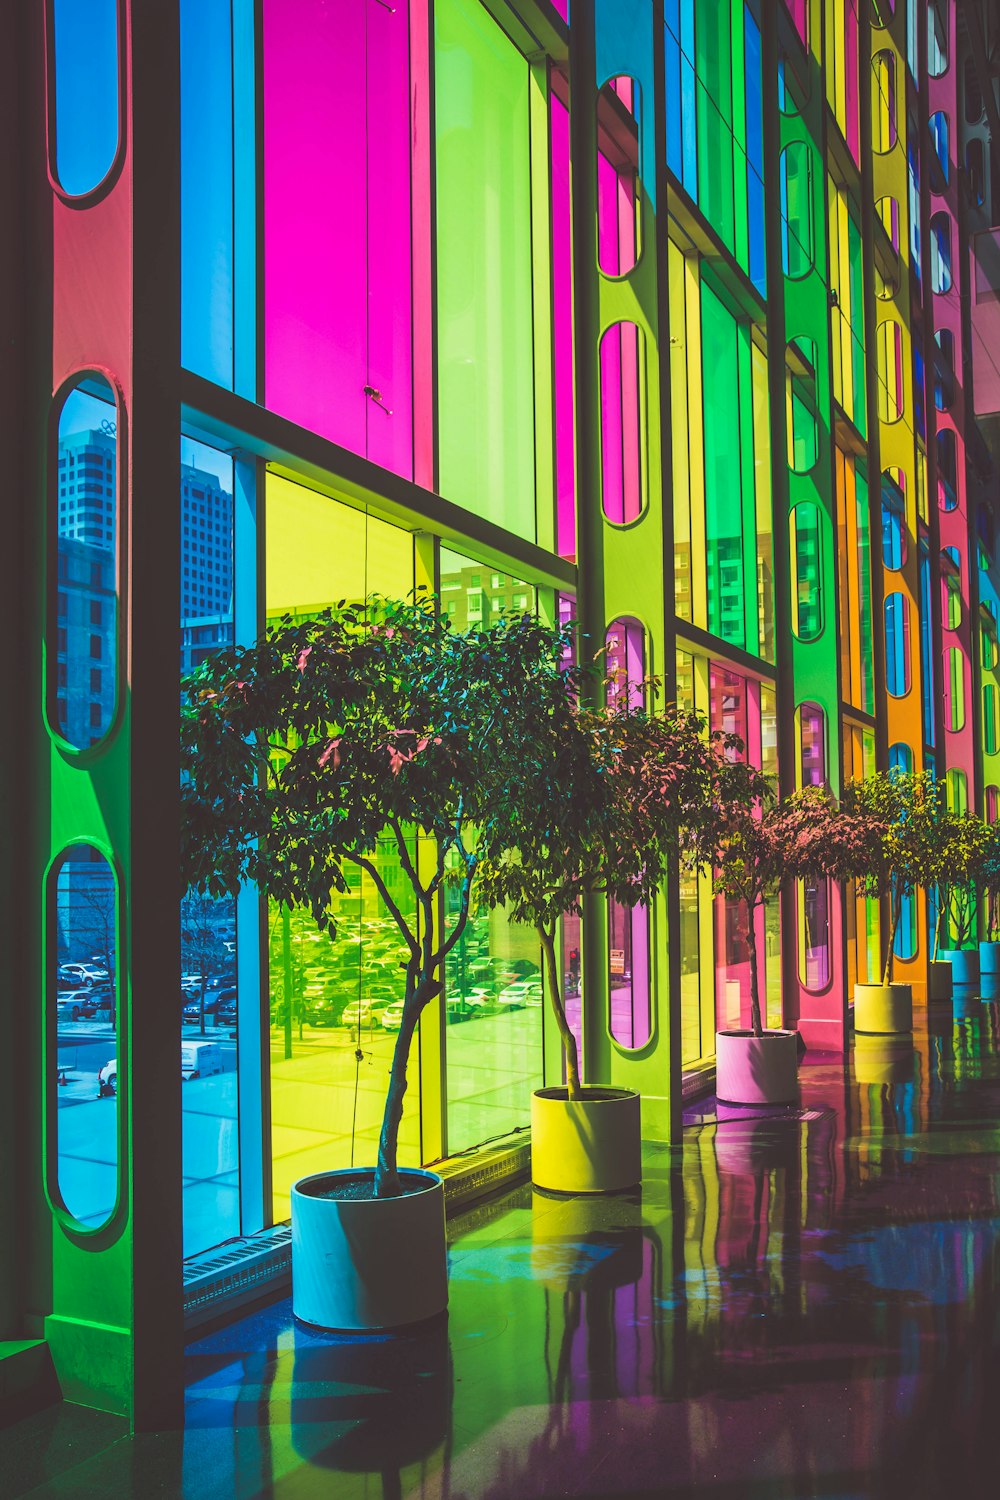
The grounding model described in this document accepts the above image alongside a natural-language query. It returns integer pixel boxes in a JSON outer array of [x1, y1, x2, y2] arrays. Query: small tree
[[981, 821, 1000, 943], [477, 705, 726, 1097], [929, 812, 990, 957], [709, 771, 847, 1038], [181, 597, 580, 1198], [838, 769, 939, 985]]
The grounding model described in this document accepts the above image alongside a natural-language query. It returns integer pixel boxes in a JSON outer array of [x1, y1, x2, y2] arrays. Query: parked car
[[380, 1001, 406, 1032], [97, 1058, 117, 1096], [57, 990, 98, 1022], [340, 1001, 381, 1032], [182, 987, 237, 1025], [497, 978, 543, 1009], [446, 987, 493, 1021], [58, 963, 109, 987]]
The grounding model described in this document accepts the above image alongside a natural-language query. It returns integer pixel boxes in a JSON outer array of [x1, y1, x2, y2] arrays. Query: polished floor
[[8, 994, 1000, 1498]]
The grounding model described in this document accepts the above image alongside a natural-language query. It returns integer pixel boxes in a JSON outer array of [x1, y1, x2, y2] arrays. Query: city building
[[4, 0, 1000, 1487]]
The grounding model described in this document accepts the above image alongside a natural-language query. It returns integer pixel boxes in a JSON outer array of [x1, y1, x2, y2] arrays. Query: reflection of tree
[[180, 891, 233, 1035], [58, 856, 117, 1012]]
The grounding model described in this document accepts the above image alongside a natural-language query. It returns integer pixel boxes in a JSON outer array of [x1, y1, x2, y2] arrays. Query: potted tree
[[837, 770, 938, 1034], [181, 596, 580, 1329], [709, 773, 844, 1106], [477, 704, 724, 1193], [979, 820, 1000, 991], [931, 811, 990, 990]]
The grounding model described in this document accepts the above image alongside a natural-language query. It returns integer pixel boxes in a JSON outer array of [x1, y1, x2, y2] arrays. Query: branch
[[435, 857, 478, 964], [344, 852, 420, 959], [390, 816, 424, 896]]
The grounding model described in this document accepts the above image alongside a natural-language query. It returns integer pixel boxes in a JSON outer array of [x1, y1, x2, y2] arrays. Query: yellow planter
[[531, 1086, 641, 1194], [853, 982, 912, 1036]]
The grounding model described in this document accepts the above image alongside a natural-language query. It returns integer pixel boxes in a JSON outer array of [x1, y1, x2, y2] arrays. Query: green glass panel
[[701, 284, 745, 648], [790, 502, 823, 642], [695, 0, 735, 256], [435, 0, 536, 541]]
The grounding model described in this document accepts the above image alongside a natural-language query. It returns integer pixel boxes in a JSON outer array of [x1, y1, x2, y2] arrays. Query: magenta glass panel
[[365, 0, 415, 478], [551, 93, 576, 560], [263, 0, 413, 479], [789, 0, 808, 45], [799, 877, 831, 991], [609, 899, 650, 1050], [606, 617, 645, 711], [597, 79, 639, 279], [798, 702, 826, 785], [600, 322, 642, 524]]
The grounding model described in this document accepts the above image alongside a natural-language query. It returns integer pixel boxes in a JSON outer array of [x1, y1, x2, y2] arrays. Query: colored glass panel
[[50, 845, 119, 1230], [436, 0, 535, 539], [263, 0, 414, 477], [600, 322, 644, 525], [597, 78, 641, 279], [701, 285, 745, 649], [49, 0, 120, 197], [885, 592, 911, 697], [52, 379, 119, 751], [551, 93, 575, 561], [264, 477, 417, 1222], [881, 470, 907, 570], [790, 503, 823, 642], [780, 142, 814, 279]]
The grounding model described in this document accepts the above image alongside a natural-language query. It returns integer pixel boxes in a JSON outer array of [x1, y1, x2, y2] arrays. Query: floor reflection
[[9, 999, 1000, 1498]]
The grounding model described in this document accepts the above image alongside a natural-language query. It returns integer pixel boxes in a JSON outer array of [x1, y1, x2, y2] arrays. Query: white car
[[380, 1001, 406, 1031], [59, 963, 109, 987], [497, 979, 543, 1009]]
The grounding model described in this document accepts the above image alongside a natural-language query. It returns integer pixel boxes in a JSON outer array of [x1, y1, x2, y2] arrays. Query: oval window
[[947, 646, 966, 731], [941, 545, 962, 630], [946, 767, 968, 815], [881, 468, 907, 570], [605, 617, 645, 712], [874, 196, 901, 300], [779, 142, 814, 279], [884, 592, 910, 696], [786, 337, 818, 472], [986, 785, 999, 824], [50, 375, 121, 750], [798, 876, 831, 991], [790, 503, 823, 642], [876, 320, 904, 423], [937, 427, 957, 510], [48, 0, 122, 198], [871, 51, 897, 154], [608, 899, 651, 1051], [928, 112, 950, 188], [49, 845, 120, 1231], [935, 329, 955, 410], [930, 212, 952, 293], [600, 322, 644, 524], [795, 702, 826, 788], [596, 77, 642, 279]]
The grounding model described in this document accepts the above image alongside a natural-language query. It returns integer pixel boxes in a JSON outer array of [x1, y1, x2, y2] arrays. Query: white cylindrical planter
[[940, 948, 979, 986], [715, 1030, 799, 1107], [980, 941, 1000, 977], [927, 960, 953, 1001], [291, 1169, 447, 1331], [853, 983, 912, 1035], [531, 1086, 641, 1194]]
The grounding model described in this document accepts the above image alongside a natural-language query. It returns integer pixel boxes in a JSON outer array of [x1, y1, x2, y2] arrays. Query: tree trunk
[[882, 895, 900, 986], [539, 922, 581, 1100], [746, 902, 763, 1039], [374, 972, 442, 1198]]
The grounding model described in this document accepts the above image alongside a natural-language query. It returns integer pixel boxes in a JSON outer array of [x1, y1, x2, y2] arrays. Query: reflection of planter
[[291, 1316, 450, 1472], [291, 1168, 447, 1331], [715, 1030, 799, 1107], [531, 1086, 641, 1194], [981, 972, 1000, 1002], [530, 1188, 644, 1289], [927, 960, 953, 1001], [713, 1105, 801, 1175], [940, 948, 980, 987], [854, 983, 912, 1035], [953, 991, 981, 1021], [854, 1033, 915, 1085], [980, 941, 1000, 977]]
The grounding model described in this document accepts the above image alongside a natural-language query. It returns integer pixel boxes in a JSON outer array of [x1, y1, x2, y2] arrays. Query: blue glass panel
[[744, 8, 766, 296], [51, 0, 120, 196], [181, 0, 234, 386]]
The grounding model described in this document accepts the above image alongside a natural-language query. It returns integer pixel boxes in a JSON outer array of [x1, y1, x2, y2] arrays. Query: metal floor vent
[[183, 1223, 292, 1330]]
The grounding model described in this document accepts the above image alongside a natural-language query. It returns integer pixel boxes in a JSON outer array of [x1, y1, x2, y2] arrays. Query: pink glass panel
[[263, 0, 414, 479], [600, 322, 642, 524], [799, 703, 826, 785], [551, 93, 576, 560], [606, 617, 644, 711]]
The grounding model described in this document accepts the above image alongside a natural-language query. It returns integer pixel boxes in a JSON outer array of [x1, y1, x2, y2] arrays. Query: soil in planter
[[297, 1170, 432, 1202], [535, 1086, 631, 1103]]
